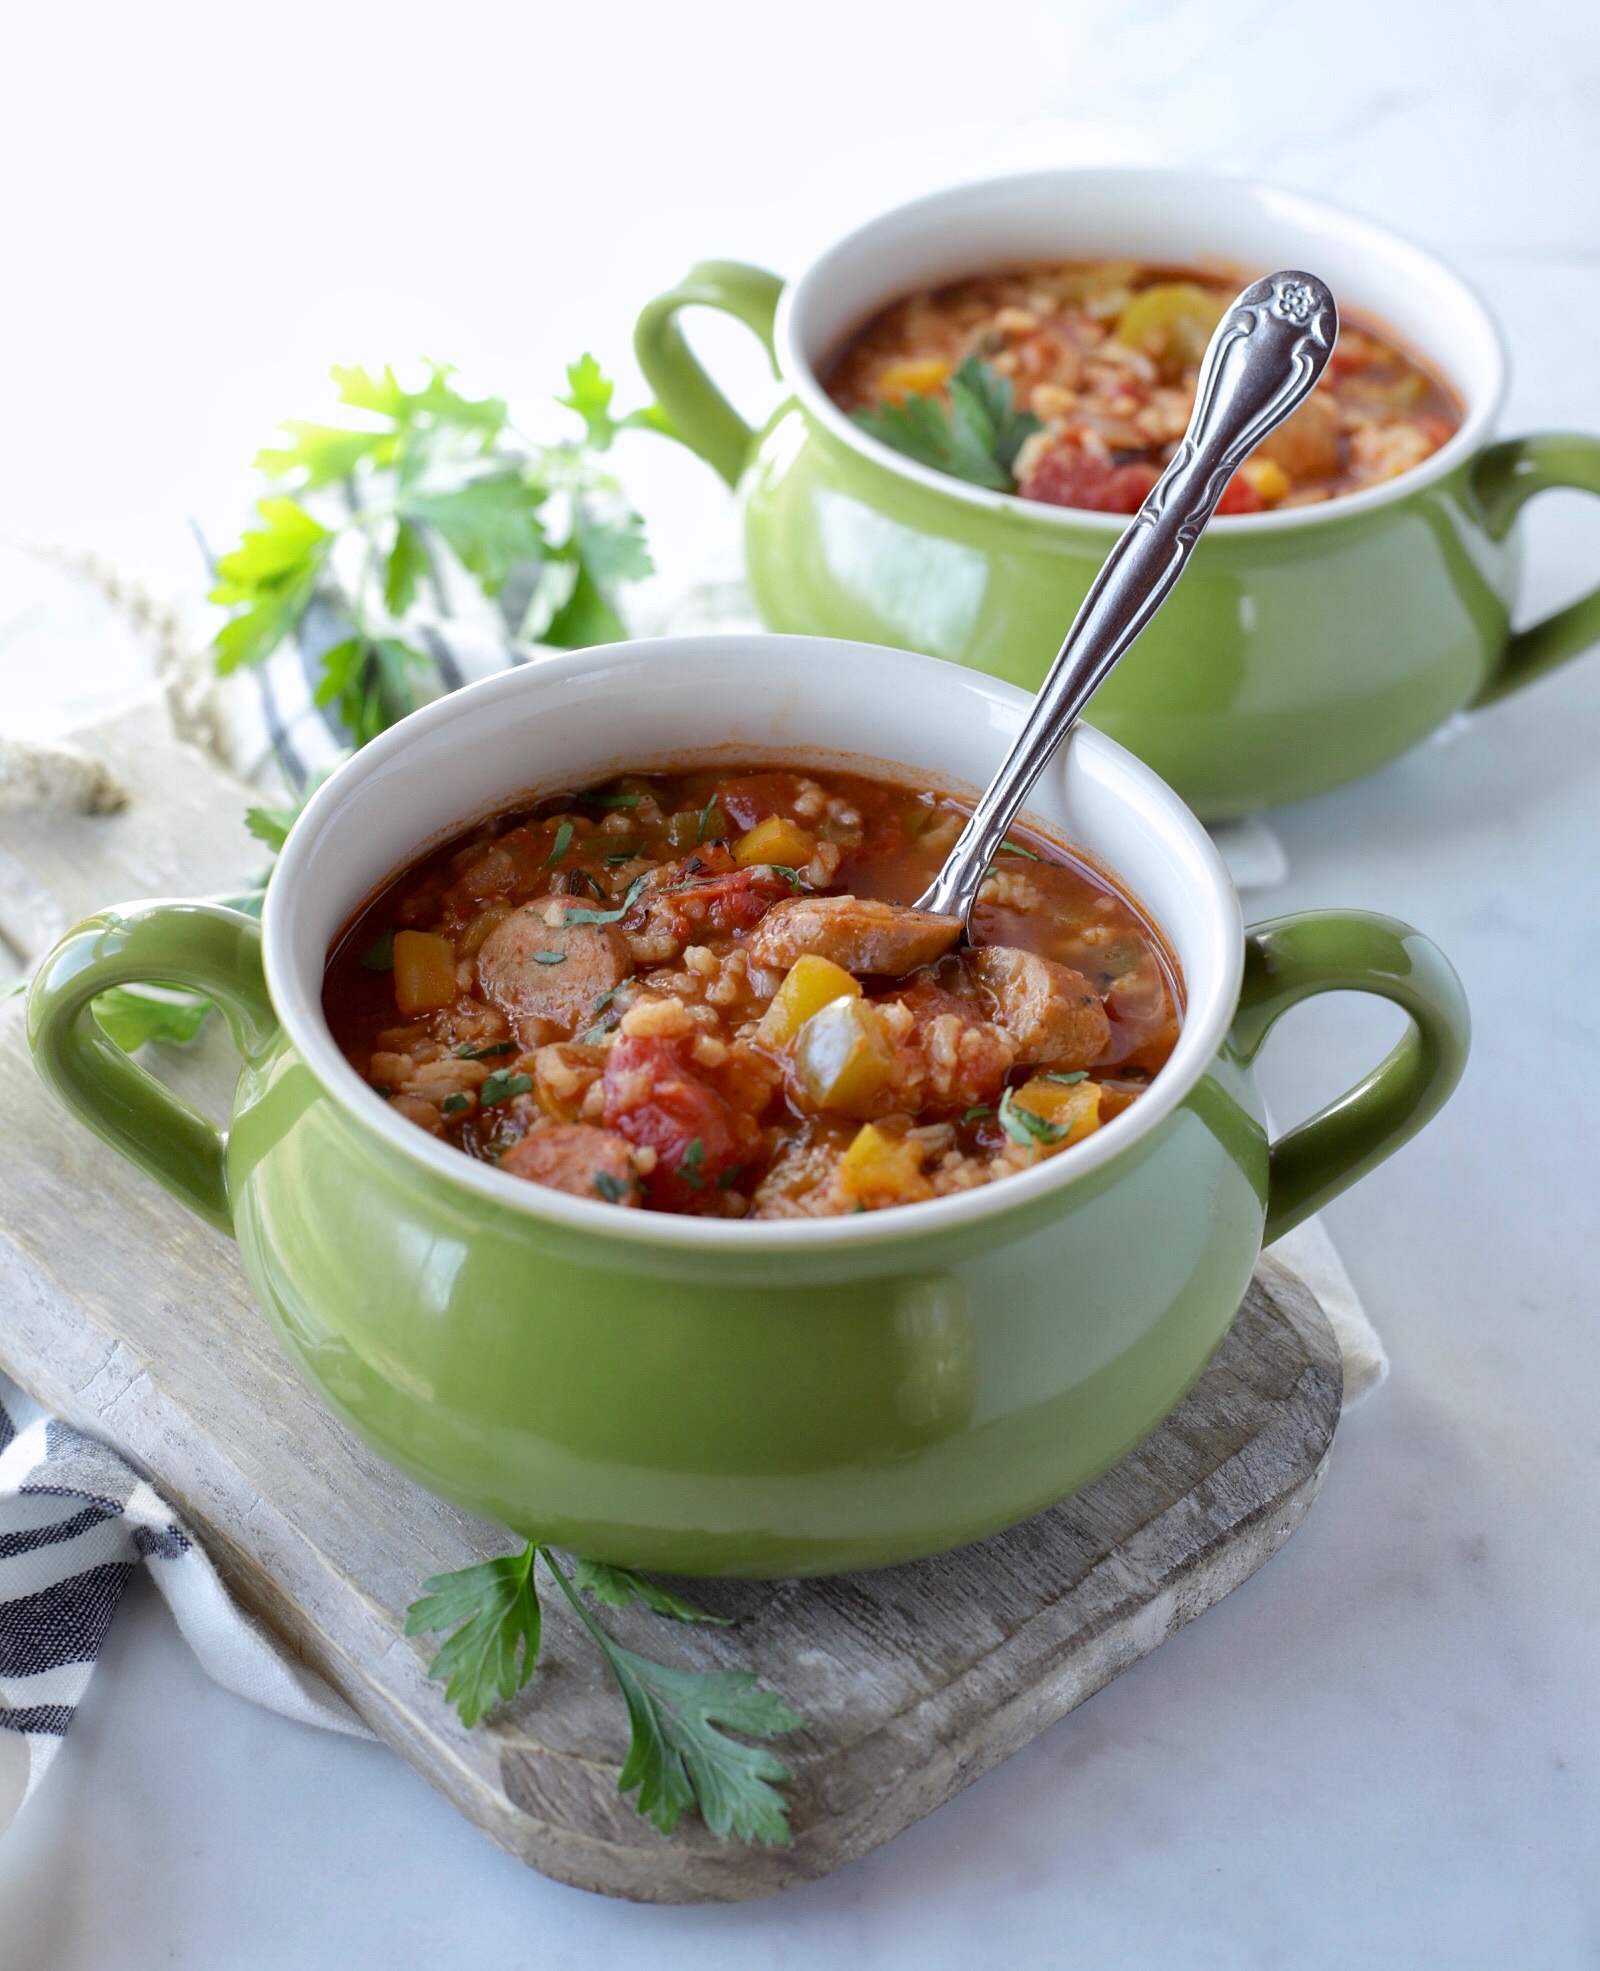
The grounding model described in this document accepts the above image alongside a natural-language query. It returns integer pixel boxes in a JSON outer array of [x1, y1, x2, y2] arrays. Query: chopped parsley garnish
[[680, 1137, 707, 1188], [592, 987, 617, 1013], [768, 865, 803, 890], [360, 929, 395, 971], [716, 1164, 744, 1190], [1041, 1070, 1088, 1084], [851, 356, 1040, 493], [999, 840, 1046, 861], [593, 1170, 628, 1203], [603, 851, 637, 868], [532, 950, 567, 965], [441, 1093, 471, 1116], [578, 1018, 618, 1045], [561, 873, 649, 926], [696, 794, 723, 843], [455, 1040, 514, 1059], [480, 1069, 533, 1106], [998, 1086, 1072, 1148], [963, 1104, 993, 1122], [582, 790, 640, 810], [544, 821, 575, 867], [569, 868, 607, 901]]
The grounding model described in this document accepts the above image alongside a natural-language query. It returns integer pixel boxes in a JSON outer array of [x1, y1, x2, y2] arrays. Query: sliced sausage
[[500, 1123, 640, 1205], [476, 906, 630, 1047], [746, 895, 961, 978], [965, 945, 1110, 1067]]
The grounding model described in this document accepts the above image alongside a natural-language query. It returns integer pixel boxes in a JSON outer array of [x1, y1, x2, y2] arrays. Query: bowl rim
[[264, 636, 1246, 1255], [773, 163, 1507, 537]]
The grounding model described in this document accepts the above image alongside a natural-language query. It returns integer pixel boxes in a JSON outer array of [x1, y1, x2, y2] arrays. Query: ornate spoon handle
[[916, 270, 1338, 922]]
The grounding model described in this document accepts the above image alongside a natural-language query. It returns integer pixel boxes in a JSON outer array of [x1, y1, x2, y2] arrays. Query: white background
[[2, 1, 1599, 1965]]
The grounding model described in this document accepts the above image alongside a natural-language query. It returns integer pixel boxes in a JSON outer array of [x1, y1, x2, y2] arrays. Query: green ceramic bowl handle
[[1471, 433, 1600, 706], [1230, 910, 1470, 1244], [25, 902, 278, 1237], [634, 260, 785, 487]]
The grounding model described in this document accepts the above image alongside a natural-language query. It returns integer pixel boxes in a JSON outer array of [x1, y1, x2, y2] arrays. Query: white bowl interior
[[780, 167, 1503, 525], [266, 637, 1243, 1249]]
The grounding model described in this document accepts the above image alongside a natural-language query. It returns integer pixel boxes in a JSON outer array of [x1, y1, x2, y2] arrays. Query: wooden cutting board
[[0, 701, 1342, 1903]]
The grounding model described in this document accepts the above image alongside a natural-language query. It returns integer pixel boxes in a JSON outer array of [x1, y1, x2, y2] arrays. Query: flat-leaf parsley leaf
[[852, 357, 1040, 493], [545, 1558, 801, 1843], [571, 1560, 730, 1625], [403, 1546, 542, 1729], [92, 985, 212, 1052]]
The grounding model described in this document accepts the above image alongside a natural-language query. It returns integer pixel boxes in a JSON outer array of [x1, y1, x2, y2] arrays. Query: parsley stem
[[538, 1544, 615, 1654]]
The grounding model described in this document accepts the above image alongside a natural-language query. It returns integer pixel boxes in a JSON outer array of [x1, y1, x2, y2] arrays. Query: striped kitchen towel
[[0, 1370, 369, 1835]]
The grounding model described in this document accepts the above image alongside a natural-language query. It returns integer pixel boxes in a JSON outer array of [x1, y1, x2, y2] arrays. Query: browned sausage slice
[[476, 907, 630, 1046], [499, 1123, 640, 1204], [745, 895, 961, 978], [965, 945, 1110, 1067]]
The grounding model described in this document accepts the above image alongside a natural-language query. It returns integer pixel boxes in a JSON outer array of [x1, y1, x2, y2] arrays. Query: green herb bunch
[[406, 1544, 802, 1843], [209, 354, 671, 747]]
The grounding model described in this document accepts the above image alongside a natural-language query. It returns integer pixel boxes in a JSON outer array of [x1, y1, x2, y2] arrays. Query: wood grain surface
[[0, 701, 1342, 1902]]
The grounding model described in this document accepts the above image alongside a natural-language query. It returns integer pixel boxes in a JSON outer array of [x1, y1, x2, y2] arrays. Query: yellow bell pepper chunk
[[756, 953, 861, 1049], [1239, 456, 1291, 505], [878, 358, 952, 402], [1008, 1075, 1102, 1155], [392, 930, 459, 1016], [457, 902, 512, 959], [838, 1123, 935, 1207], [1116, 282, 1226, 377], [792, 996, 895, 1117], [733, 814, 816, 870]]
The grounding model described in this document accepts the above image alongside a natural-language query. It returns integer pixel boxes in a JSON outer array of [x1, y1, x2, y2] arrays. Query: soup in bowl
[[636, 168, 1600, 817], [26, 638, 1469, 1575], [826, 257, 1460, 515], [324, 759, 1183, 1220]]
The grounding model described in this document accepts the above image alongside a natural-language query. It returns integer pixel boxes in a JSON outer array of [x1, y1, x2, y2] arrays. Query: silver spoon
[[914, 269, 1337, 931]]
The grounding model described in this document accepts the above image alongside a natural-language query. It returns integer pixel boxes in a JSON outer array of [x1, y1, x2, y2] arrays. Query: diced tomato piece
[[1022, 448, 1160, 514], [896, 976, 1010, 1105], [602, 1034, 761, 1209], [633, 857, 796, 940], [1215, 473, 1265, 515]]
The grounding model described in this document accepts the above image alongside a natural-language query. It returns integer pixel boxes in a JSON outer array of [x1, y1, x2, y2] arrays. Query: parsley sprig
[[210, 355, 673, 747], [405, 1545, 803, 1843], [852, 357, 1040, 493]]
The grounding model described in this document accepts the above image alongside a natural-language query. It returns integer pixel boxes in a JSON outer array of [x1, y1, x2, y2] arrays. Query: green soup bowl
[[25, 638, 1469, 1576], [636, 168, 1600, 820]]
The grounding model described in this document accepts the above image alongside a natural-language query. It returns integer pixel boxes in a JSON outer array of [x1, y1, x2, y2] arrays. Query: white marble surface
[[2, 1, 1599, 1964]]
